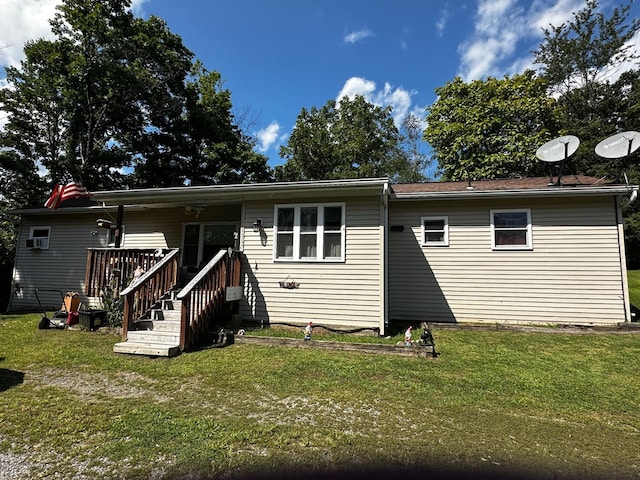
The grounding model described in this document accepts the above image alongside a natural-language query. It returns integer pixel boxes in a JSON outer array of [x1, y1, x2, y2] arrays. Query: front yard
[[1, 313, 639, 479]]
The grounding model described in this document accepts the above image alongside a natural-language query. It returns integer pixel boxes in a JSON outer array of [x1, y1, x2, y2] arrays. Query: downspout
[[616, 190, 636, 323], [382, 181, 389, 335]]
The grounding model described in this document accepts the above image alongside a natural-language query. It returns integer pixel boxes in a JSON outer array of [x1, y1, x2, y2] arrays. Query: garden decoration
[[404, 326, 413, 346], [279, 276, 300, 289], [304, 322, 313, 341], [418, 322, 437, 358]]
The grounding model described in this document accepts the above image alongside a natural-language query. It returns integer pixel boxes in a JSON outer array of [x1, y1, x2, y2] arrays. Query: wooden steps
[[113, 294, 182, 357]]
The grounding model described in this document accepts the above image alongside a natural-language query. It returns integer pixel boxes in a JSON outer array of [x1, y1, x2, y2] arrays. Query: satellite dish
[[536, 135, 580, 163], [595, 131, 640, 159]]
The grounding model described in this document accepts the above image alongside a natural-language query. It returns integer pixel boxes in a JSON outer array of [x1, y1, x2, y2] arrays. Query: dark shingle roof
[[391, 176, 614, 195]]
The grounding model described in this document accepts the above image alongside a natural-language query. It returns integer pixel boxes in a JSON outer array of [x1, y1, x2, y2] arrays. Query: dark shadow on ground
[[188, 466, 605, 480], [0, 368, 25, 392]]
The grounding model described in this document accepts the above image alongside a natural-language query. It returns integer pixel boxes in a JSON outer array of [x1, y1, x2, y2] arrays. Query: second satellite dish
[[595, 131, 640, 159], [536, 135, 580, 163]]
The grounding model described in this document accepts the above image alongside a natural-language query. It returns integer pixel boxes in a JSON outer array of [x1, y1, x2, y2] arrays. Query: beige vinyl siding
[[117, 205, 241, 248], [389, 195, 627, 326], [9, 205, 242, 311], [240, 195, 384, 330], [11, 212, 113, 310]]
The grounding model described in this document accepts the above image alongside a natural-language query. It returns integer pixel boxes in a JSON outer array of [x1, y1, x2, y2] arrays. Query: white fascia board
[[91, 178, 389, 206], [7, 205, 146, 215]]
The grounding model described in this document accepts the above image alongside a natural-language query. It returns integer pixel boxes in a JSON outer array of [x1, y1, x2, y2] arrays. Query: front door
[[182, 223, 239, 273]]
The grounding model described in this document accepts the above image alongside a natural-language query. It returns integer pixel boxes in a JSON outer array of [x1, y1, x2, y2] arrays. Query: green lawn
[[1, 313, 639, 479], [628, 269, 640, 309]]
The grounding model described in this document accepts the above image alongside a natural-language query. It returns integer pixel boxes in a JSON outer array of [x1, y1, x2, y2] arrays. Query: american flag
[[44, 182, 91, 209]]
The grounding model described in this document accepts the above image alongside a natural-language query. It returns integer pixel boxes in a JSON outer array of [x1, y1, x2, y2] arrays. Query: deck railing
[[85, 248, 176, 297], [176, 249, 243, 351], [118, 249, 181, 340]]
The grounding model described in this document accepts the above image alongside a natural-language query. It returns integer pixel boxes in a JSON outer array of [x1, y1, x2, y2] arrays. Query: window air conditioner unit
[[30, 238, 47, 249]]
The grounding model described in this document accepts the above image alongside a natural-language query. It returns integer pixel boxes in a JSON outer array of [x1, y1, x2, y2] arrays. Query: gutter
[[91, 178, 389, 205]]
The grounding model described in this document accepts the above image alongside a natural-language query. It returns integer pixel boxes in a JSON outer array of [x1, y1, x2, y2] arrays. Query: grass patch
[[1, 313, 640, 479], [627, 269, 640, 310]]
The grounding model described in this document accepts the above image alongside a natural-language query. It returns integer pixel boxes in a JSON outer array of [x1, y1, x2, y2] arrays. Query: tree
[[386, 113, 431, 183], [276, 95, 408, 181], [130, 62, 272, 187], [424, 71, 560, 181], [0, 0, 192, 190], [533, 0, 640, 176], [0, 0, 272, 193], [533, 0, 640, 267]]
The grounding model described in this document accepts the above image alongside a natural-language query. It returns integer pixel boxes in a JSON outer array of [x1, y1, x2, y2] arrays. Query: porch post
[[114, 205, 124, 248]]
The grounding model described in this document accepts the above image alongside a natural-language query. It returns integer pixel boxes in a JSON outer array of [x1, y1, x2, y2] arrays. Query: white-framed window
[[274, 203, 345, 262], [107, 225, 125, 247], [28, 226, 51, 249], [491, 209, 532, 250], [421, 216, 449, 246]]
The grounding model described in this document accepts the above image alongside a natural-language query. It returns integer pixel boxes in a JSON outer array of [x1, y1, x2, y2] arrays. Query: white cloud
[[130, 0, 150, 17], [530, 0, 584, 33], [0, 0, 150, 70], [0, 0, 59, 70], [458, 0, 525, 80], [457, 0, 593, 81], [436, 3, 450, 37], [336, 76, 419, 128], [343, 29, 373, 44], [0, 0, 149, 131], [255, 121, 282, 153]]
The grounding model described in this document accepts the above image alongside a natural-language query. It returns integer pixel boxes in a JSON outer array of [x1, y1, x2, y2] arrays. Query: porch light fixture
[[96, 219, 112, 229], [252, 218, 263, 233]]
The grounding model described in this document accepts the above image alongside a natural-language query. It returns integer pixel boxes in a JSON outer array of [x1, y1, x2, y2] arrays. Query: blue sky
[[1, 0, 639, 170]]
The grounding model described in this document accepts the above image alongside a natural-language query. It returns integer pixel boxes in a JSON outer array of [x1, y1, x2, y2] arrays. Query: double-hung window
[[274, 203, 345, 261], [491, 209, 532, 250], [421, 216, 449, 246]]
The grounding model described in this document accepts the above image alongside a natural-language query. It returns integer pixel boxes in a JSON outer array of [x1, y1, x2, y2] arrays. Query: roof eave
[[391, 185, 636, 200], [91, 178, 389, 205]]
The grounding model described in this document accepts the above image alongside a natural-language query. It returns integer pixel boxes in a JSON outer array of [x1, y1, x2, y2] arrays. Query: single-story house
[[7, 175, 637, 355]]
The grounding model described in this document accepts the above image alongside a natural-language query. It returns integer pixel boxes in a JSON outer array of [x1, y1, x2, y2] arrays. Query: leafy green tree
[[387, 113, 431, 183], [0, 40, 70, 181], [0, 0, 192, 190], [1, 0, 272, 193], [533, 0, 640, 267], [424, 71, 560, 181], [533, 0, 639, 176], [130, 62, 272, 187], [533, 0, 639, 99], [276, 95, 407, 181]]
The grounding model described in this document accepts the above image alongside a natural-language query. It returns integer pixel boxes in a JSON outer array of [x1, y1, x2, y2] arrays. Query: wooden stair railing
[[176, 249, 243, 351], [119, 249, 181, 341], [85, 248, 176, 297]]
